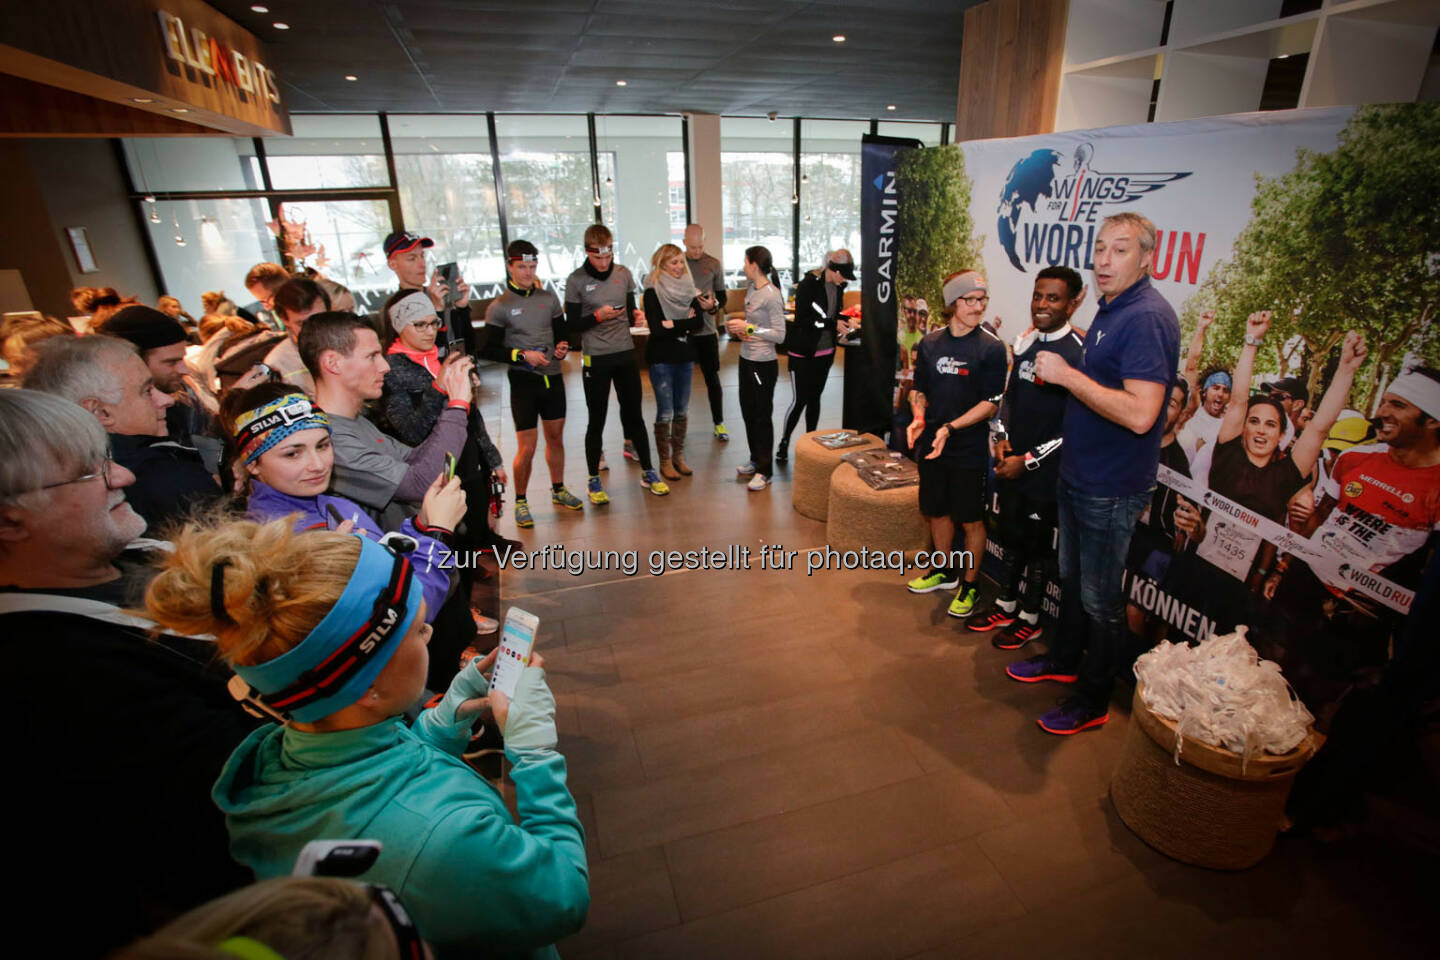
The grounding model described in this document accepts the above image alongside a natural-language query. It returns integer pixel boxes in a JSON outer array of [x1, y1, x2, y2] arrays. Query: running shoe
[[967, 603, 1018, 632], [640, 469, 670, 495], [586, 476, 609, 505], [714, 423, 730, 441], [1005, 654, 1077, 684], [747, 473, 770, 491], [552, 486, 584, 510], [623, 439, 639, 462], [775, 443, 789, 463], [468, 611, 499, 636], [992, 619, 1043, 650], [736, 461, 757, 478], [514, 500, 534, 528], [1038, 697, 1109, 735], [598, 453, 609, 472], [947, 585, 980, 619], [906, 571, 959, 594]]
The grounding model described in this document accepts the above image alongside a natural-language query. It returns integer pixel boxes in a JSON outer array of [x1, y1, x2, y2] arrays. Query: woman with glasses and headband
[[564, 224, 669, 502], [143, 515, 589, 959]]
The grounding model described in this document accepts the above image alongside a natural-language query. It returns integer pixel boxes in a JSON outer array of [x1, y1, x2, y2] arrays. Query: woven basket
[[1110, 685, 1318, 870], [825, 463, 931, 554], [791, 430, 883, 521]]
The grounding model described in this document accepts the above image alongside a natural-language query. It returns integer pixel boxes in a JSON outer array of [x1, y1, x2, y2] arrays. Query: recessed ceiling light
[[1277, 53, 1290, 59], [273, 22, 290, 30], [172, 107, 189, 113], [886, 104, 896, 110], [832, 35, 846, 42], [130, 97, 154, 104], [345, 75, 358, 81], [251, 4, 269, 12], [615, 80, 627, 86]]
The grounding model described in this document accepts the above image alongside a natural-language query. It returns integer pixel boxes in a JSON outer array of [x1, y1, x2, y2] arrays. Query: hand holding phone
[[490, 608, 539, 699], [443, 451, 458, 481]]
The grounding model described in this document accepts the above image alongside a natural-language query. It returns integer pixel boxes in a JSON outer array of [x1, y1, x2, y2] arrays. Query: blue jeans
[[1049, 476, 1152, 709], [649, 362, 693, 423]]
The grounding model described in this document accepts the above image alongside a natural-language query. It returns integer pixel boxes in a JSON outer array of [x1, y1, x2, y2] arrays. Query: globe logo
[[998, 149, 1064, 270]]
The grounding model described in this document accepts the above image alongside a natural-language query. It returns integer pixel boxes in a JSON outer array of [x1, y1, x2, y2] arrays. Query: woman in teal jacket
[[143, 516, 588, 959]]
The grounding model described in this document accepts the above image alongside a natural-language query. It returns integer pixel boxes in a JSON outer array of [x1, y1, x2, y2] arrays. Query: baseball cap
[[1263, 376, 1309, 403], [383, 231, 434, 258]]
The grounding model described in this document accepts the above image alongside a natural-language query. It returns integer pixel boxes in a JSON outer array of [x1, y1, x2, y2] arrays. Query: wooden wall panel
[[956, 0, 1069, 142], [0, 74, 214, 137]]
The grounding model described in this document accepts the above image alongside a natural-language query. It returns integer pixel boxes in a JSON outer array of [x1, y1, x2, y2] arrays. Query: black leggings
[[780, 352, 834, 447], [739, 357, 778, 476], [583, 351, 652, 473], [997, 485, 1058, 616], [692, 333, 724, 425]]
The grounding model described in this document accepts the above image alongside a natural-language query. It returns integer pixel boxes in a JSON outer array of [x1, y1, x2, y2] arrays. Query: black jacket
[[0, 554, 260, 955], [374, 353, 502, 469], [642, 288, 703, 365], [111, 432, 222, 534], [785, 270, 844, 357]]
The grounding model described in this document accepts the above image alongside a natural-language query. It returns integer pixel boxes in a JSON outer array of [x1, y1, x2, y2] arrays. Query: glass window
[[122, 138, 261, 193], [875, 121, 945, 147], [800, 119, 868, 282], [144, 197, 275, 318], [389, 114, 506, 302], [721, 116, 795, 288], [493, 114, 596, 292], [272, 199, 395, 313], [592, 115, 686, 282], [263, 114, 388, 190]]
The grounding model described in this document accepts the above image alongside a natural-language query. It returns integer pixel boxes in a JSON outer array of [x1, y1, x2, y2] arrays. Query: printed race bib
[[1195, 516, 1261, 581]]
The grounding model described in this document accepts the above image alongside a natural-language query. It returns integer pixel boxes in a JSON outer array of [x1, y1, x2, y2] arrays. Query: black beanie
[[105, 305, 189, 351]]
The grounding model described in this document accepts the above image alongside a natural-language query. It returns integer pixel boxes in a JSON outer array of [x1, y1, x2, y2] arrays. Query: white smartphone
[[490, 607, 539, 699]]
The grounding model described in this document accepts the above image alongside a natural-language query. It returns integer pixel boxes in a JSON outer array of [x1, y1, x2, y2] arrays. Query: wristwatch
[[1023, 452, 1039, 471], [1244, 333, 1263, 346]]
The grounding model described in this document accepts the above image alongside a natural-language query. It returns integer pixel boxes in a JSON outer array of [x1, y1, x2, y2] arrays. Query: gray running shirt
[[564, 265, 638, 357], [484, 286, 565, 376], [685, 252, 725, 336]]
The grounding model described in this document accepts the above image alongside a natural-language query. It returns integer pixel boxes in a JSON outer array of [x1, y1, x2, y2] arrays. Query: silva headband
[[227, 536, 420, 723], [508, 252, 539, 263], [234, 395, 331, 466], [586, 244, 614, 255], [1386, 371, 1440, 421], [1203, 371, 1233, 392], [216, 885, 424, 960], [388, 291, 436, 334], [943, 272, 987, 306]]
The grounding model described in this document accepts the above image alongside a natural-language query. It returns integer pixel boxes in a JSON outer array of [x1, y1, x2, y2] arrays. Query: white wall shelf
[[1055, 0, 1440, 131]]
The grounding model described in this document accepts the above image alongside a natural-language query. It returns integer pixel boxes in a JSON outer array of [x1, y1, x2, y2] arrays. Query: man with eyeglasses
[[0, 389, 260, 956], [24, 335, 221, 533], [244, 261, 290, 330], [904, 270, 1008, 620], [1262, 375, 1309, 451]]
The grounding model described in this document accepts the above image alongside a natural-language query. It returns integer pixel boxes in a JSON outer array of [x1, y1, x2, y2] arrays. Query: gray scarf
[[650, 267, 699, 321]]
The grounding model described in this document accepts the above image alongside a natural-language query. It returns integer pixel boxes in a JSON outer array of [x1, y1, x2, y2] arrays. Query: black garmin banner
[[846, 134, 921, 438]]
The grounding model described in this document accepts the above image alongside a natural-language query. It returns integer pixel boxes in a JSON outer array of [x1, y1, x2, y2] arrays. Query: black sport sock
[[551, 482, 564, 493], [515, 494, 528, 504]]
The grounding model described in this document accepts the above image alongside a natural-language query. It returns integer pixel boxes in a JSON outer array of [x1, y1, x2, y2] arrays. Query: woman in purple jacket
[[223, 383, 462, 622]]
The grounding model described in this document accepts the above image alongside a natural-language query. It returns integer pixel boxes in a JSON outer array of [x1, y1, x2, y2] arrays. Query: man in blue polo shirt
[[1005, 213, 1180, 735]]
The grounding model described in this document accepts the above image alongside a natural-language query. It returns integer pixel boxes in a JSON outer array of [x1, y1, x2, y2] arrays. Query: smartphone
[[490, 607, 539, 699], [443, 451, 458, 480], [437, 261, 460, 306]]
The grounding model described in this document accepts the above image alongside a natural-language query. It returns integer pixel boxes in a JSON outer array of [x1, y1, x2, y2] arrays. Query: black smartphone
[[325, 503, 346, 528], [437, 261, 460, 306]]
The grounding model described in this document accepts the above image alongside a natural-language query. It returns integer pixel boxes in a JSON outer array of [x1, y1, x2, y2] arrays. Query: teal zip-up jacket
[[212, 713, 588, 959]]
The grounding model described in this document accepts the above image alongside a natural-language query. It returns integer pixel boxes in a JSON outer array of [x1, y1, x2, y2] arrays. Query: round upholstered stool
[[791, 430, 883, 521], [825, 463, 930, 553], [1110, 685, 1318, 870]]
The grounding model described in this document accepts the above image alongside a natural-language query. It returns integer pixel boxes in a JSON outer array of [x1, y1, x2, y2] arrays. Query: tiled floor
[[476, 347, 1434, 959]]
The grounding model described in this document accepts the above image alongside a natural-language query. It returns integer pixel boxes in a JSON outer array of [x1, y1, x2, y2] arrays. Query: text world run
[[1021, 223, 1207, 285]]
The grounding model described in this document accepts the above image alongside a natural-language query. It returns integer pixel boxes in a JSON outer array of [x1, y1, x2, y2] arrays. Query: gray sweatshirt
[[740, 282, 787, 361]]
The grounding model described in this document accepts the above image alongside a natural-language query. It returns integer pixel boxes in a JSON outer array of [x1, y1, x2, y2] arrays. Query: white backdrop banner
[[959, 107, 1355, 340]]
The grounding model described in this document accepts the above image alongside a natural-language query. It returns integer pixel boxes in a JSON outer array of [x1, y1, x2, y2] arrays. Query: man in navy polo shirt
[[1005, 213, 1180, 736]]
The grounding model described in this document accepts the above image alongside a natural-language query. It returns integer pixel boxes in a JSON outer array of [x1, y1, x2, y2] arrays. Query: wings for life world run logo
[[997, 144, 1206, 284]]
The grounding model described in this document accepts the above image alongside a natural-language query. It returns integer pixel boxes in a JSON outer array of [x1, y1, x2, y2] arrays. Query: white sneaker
[[747, 473, 771, 491]]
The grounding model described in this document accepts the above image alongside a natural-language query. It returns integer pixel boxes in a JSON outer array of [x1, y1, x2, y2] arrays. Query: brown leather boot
[[655, 421, 680, 480], [671, 415, 693, 475]]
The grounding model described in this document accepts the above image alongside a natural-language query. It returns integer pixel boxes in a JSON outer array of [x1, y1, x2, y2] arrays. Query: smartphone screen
[[437, 261, 459, 306], [490, 607, 538, 698]]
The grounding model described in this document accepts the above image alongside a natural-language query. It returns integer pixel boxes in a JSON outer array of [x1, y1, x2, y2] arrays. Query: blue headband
[[232, 536, 420, 723], [234, 395, 331, 466], [1203, 371, 1233, 392]]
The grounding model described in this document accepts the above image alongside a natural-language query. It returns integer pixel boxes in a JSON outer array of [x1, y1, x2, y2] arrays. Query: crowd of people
[[2, 202, 1434, 956], [0, 217, 865, 959]]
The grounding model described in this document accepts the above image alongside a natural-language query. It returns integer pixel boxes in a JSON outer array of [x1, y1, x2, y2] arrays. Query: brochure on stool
[[842, 448, 918, 490], [812, 430, 871, 450]]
